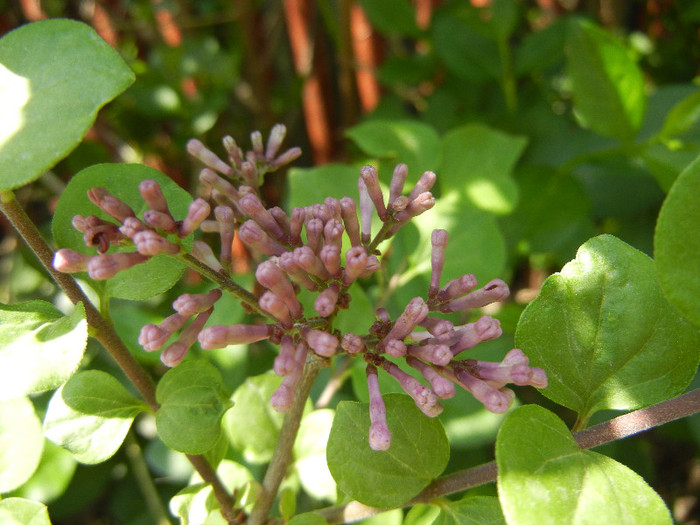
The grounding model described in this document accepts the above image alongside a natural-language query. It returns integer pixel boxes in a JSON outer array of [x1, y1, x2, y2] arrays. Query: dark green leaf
[[359, 0, 420, 38], [434, 496, 505, 525]]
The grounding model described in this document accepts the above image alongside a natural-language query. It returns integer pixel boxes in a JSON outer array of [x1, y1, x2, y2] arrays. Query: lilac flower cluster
[[53, 124, 547, 451]]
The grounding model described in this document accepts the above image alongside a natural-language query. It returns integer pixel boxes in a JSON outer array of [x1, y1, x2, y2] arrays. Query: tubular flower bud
[[239, 194, 286, 242], [273, 335, 296, 376], [319, 244, 342, 278], [314, 284, 340, 317], [406, 357, 456, 399], [324, 197, 341, 220], [430, 229, 449, 296], [271, 341, 307, 412], [342, 246, 368, 285], [87, 187, 136, 222], [53, 249, 91, 273], [289, 207, 305, 246], [418, 317, 455, 341], [269, 147, 302, 169], [293, 246, 330, 280], [392, 192, 435, 223], [304, 218, 324, 254], [359, 256, 380, 278], [214, 206, 236, 266], [250, 130, 264, 156], [119, 217, 147, 238], [279, 252, 319, 291], [255, 261, 302, 318], [161, 308, 214, 367], [360, 165, 388, 221], [238, 220, 286, 257], [179, 199, 211, 237], [87, 252, 149, 280], [341, 333, 365, 354], [265, 123, 286, 160], [222, 135, 243, 166], [259, 291, 293, 327], [71, 214, 97, 233], [268, 207, 291, 239], [443, 279, 510, 313], [199, 168, 241, 203], [383, 297, 429, 343], [467, 349, 547, 389], [384, 339, 407, 358], [451, 366, 513, 414], [407, 170, 437, 201], [323, 219, 344, 251], [138, 180, 171, 216], [143, 209, 178, 234], [339, 197, 361, 247], [172, 289, 223, 317], [302, 328, 339, 357], [438, 274, 478, 302], [191, 241, 224, 272], [450, 316, 502, 355], [366, 364, 391, 451], [407, 343, 452, 366], [357, 178, 373, 244], [82, 223, 126, 253], [187, 139, 233, 175], [388, 163, 408, 208], [138, 313, 189, 351], [133, 230, 180, 256], [381, 361, 442, 417], [198, 323, 273, 350]]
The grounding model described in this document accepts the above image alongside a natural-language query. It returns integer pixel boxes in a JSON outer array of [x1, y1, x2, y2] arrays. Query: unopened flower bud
[[438, 274, 478, 302], [53, 249, 90, 273], [341, 333, 365, 354], [366, 364, 391, 450], [240, 160, 258, 186], [323, 219, 344, 251], [172, 289, 222, 317], [383, 297, 429, 343], [198, 323, 273, 349], [87, 188, 136, 223], [255, 261, 302, 318], [381, 361, 442, 417], [340, 197, 361, 247], [133, 230, 180, 256], [302, 328, 338, 357], [271, 341, 307, 412], [444, 279, 510, 313], [388, 163, 408, 208], [406, 357, 455, 399], [191, 241, 224, 272], [199, 168, 240, 203], [430, 229, 449, 296], [342, 246, 368, 285], [187, 139, 233, 175], [161, 308, 214, 367], [222, 135, 243, 166], [360, 165, 388, 221], [139, 180, 171, 216], [119, 217, 147, 238], [259, 291, 292, 327], [452, 366, 512, 414], [319, 244, 342, 278], [357, 178, 373, 244], [250, 130, 264, 156], [268, 207, 291, 239], [179, 198, 211, 237], [269, 147, 302, 169], [418, 317, 455, 341], [408, 171, 436, 201], [87, 252, 149, 280], [450, 316, 502, 355], [392, 192, 435, 223], [289, 207, 305, 246], [279, 252, 319, 291], [408, 343, 452, 366], [214, 206, 236, 266], [265, 123, 286, 160], [314, 284, 339, 317], [359, 255, 380, 278], [305, 218, 324, 254], [293, 246, 330, 280], [274, 335, 296, 376], [239, 194, 286, 242], [384, 339, 407, 357], [143, 209, 178, 233], [239, 220, 286, 257], [138, 313, 188, 351]]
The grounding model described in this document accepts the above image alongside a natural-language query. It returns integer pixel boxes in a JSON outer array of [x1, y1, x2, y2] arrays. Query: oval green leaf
[[326, 393, 449, 509], [0, 498, 50, 525], [0, 19, 134, 190], [0, 301, 87, 402], [293, 409, 337, 502], [516, 234, 700, 424], [61, 370, 147, 417], [655, 153, 700, 328], [433, 496, 505, 525], [52, 163, 193, 300], [496, 405, 672, 525], [0, 397, 44, 492]]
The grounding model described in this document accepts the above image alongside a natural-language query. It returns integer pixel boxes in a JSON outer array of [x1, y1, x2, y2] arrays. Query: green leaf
[[293, 409, 337, 502], [565, 19, 646, 141], [61, 370, 147, 417], [0, 301, 87, 401], [11, 440, 77, 504], [655, 154, 700, 328], [434, 496, 505, 525], [658, 89, 700, 140], [515, 234, 700, 424], [359, 0, 420, 38], [0, 19, 134, 190], [496, 405, 672, 525], [345, 120, 441, 182], [288, 164, 361, 209], [156, 360, 232, 455], [0, 397, 44, 492], [287, 513, 328, 525], [326, 393, 449, 508], [0, 498, 50, 525], [515, 19, 566, 75], [439, 124, 525, 215], [52, 163, 193, 301]]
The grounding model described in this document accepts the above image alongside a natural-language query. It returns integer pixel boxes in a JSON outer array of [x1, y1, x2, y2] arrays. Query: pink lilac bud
[[430, 230, 449, 296], [406, 357, 456, 399], [198, 323, 273, 349], [279, 252, 319, 291], [388, 163, 408, 208], [469, 349, 547, 389], [71, 214, 95, 233], [342, 246, 368, 285], [138, 180, 171, 216], [293, 246, 330, 280], [360, 165, 388, 221], [199, 168, 241, 203], [323, 219, 344, 251], [341, 333, 365, 354], [191, 241, 224, 272], [314, 284, 339, 317], [271, 341, 307, 412], [407, 171, 437, 201], [178, 199, 211, 237], [452, 366, 513, 414], [100, 195, 136, 223], [366, 364, 391, 451], [255, 261, 302, 318], [383, 297, 429, 343], [259, 291, 293, 327], [376, 308, 391, 323], [133, 230, 180, 256], [120, 217, 147, 238], [270, 147, 302, 169], [444, 279, 510, 313], [384, 339, 407, 357], [250, 130, 264, 156], [161, 307, 214, 367], [302, 328, 339, 357], [53, 249, 91, 273], [324, 197, 341, 220], [357, 178, 373, 244], [392, 192, 435, 223], [407, 343, 452, 366], [240, 160, 258, 187], [390, 195, 410, 212], [214, 206, 235, 266], [87, 252, 149, 280], [289, 207, 305, 246], [82, 223, 125, 253], [268, 207, 291, 240], [172, 289, 223, 317], [359, 256, 380, 278], [238, 194, 286, 242], [381, 361, 442, 417], [143, 209, 178, 234], [139, 313, 189, 351], [187, 139, 233, 175], [438, 274, 478, 302], [222, 135, 244, 166], [239, 219, 287, 257], [418, 317, 455, 341], [319, 244, 342, 278], [265, 124, 286, 160], [273, 335, 296, 376], [339, 197, 361, 247], [450, 316, 502, 355], [305, 218, 324, 254]]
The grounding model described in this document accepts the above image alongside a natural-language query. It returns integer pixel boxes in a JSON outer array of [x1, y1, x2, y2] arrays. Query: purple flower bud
[[406, 357, 455, 399], [198, 323, 273, 349], [191, 241, 224, 272], [392, 192, 435, 223], [271, 341, 307, 412], [376, 308, 391, 323], [238, 220, 286, 257], [289, 207, 305, 246], [407, 171, 436, 201], [255, 261, 302, 318], [302, 328, 338, 357], [366, 364, 391, 450], [138, 180, 171, 215], [452, 366, 513, 414], [443, 279, 510, 312], [138, 313, 188, 351], [340, 197, 361, 247], [418, 317, 455, 341], [450, 316, 502, 355], [269, 147, 302, 169], [268, 207, 291, 240], [187, 139, 233, 175], [239, 194, 286, 242], [53, 249, 90, 273], [438, 274, 478, 302], [87, 252, 149, 280], [501, 348, 530, 366], [304, 218, 324, 254], [240, 160, 258, 187], [161, 307, 214, 367], [319, 244, 342, 278], [388, 163, 408, 208], [381, 361, 442, 417], [384, 339, 407, 357], [265, 123, 286, 160], [360, 165, 388, 221], [259, 291, 293, 327], [214, 206, 235, 266], [357, 178, 373, 244], [324, 197, 341, 220], [279, 252, 319, 291], [81, 222, 125, 253], [119, 217, 147, 238], [323, 219, 344, 251], [133, 230, 180, 256], [342, 246, 368, 285], [274, 335, 296, 376], [71, 214, 95, 233], [87, 188, 136, 223], [407, 343, 452, 366], [222, 135, 243, 166], [143, 209, 178, 234], [468, 349, 547, 389], [383, 297, 429, 343], [199, 168, 241, 203], [250, 130, 264, 157], [172, 289, 223, 317], [341, 333, 365, 354], [314, 284, 339, 317], [293, 246, 330, 280], [390, 195, 410, 212], [430, 229, 449, 296], [179, 199, 211, 237], [359, 256, 380, 278]]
